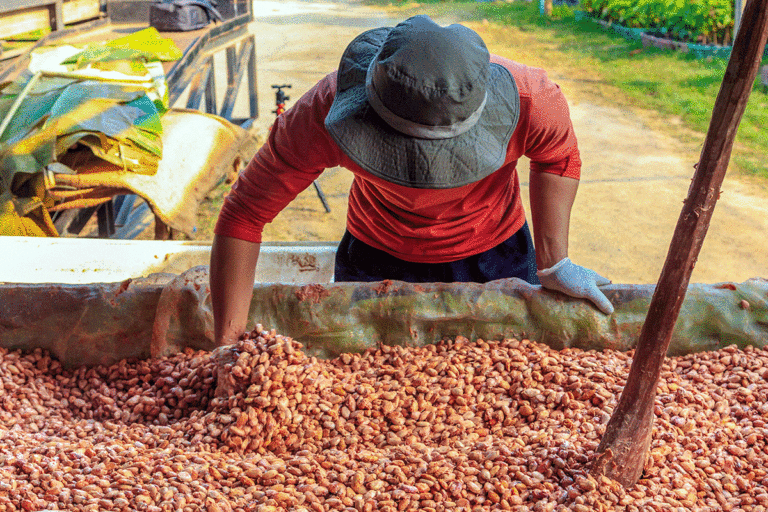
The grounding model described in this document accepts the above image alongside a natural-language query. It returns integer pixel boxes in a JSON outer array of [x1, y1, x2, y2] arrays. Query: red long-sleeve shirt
[[215, 55, 581, 264]]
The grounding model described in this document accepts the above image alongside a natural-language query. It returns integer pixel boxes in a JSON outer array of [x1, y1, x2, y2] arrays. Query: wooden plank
[[0, 0, 60, 14], [51, 0, 64, 31], [0, 0, 99, 39], [62, 0, 101, 24], [591, 0, 768, 488], [0, 8, 52, 39]]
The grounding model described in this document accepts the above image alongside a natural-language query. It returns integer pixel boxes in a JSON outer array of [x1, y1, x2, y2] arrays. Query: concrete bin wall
[[0, 236, 337, 285], [1, 251, 765, 368]]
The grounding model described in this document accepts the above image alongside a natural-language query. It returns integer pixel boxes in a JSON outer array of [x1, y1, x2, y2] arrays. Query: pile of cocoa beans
[[0, 325, 766, 512]]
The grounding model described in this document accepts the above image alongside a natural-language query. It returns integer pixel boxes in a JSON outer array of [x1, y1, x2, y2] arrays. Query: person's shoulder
[[490, 55, 549, 98], [287, 72, 338, 115], [307, 71, 338, 107], [319, 70, 338, 90]]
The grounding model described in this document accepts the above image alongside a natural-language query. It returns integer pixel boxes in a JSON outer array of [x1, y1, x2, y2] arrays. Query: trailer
[[1, 0, 260, 240]]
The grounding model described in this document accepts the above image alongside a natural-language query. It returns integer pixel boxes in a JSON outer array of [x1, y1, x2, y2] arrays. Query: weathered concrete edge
[[1, 267, 766, 367], [0, 273, 176, 367]]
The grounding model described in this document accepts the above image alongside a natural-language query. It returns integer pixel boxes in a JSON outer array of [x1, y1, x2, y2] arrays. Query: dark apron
[[334, 222, 540, 285]]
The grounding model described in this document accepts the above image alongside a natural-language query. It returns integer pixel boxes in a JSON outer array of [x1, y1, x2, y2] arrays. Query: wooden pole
[[591, 0, 768, 488]]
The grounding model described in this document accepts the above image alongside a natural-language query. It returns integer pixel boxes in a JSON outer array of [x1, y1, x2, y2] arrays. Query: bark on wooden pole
[[591, 0, 768, 488]]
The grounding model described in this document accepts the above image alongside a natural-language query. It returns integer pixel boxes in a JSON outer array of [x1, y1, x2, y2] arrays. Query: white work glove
[[537, 257, 615, 315]]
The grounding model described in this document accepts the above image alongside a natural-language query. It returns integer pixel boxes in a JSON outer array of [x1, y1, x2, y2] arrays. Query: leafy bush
[[672, 0, 734, 44], [581, 0, 734, 44], [551, 4, 578, 20]]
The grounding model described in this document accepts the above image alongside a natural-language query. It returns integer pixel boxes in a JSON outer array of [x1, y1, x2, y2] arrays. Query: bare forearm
[[529, 171, 579, 270], [210, 235, 261, 346]]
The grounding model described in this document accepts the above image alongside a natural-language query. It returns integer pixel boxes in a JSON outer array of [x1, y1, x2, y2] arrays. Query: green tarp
[[0, 28, 181, 236], [1, 267, 765, 368]]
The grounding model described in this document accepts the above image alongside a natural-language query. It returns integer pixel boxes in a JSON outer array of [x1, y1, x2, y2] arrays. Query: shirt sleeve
[[523, 70, 581, 180], [214, 74, 342, 243]]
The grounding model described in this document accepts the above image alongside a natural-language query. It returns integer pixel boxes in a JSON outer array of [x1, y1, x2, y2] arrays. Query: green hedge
[[581, 0, 734, 45]]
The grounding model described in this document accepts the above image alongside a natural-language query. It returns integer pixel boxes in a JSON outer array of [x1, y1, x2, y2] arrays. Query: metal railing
[[167, 13, 258, 124]]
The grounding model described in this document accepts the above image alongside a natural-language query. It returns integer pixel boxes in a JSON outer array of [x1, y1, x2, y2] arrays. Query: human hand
[[537, 257, 614, 315]]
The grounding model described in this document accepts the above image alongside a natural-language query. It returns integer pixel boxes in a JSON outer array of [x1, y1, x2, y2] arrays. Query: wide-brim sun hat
[[325, 15, 520, 189]]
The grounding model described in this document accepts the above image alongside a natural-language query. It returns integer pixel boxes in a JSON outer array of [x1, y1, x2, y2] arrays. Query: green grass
[[367, 0, 768, 179]]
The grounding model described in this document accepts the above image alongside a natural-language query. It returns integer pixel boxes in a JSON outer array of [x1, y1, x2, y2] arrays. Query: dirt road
[[243, 0, 767, 285]]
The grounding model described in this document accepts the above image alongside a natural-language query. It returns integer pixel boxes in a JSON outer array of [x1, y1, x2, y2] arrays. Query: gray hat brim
[[325, 27, 520, 189]]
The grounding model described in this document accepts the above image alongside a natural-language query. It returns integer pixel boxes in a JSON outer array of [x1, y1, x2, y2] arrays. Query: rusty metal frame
[[167, 13, 258, 124], [2, 7, 257, 124]]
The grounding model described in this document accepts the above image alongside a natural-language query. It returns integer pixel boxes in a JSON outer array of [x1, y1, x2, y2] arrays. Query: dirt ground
[[213, 0, 768, 285]]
